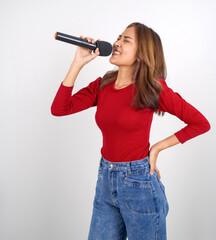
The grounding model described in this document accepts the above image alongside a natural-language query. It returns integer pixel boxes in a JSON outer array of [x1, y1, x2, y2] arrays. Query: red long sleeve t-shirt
[[51, 77, 211, 162]]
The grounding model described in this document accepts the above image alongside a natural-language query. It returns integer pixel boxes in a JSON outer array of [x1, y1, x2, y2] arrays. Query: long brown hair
[[98, 22, 167, 116]]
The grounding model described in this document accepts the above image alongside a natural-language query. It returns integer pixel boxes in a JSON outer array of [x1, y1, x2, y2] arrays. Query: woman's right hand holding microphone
[[73, 36, 101, 67], [62, 36, 101, 87]]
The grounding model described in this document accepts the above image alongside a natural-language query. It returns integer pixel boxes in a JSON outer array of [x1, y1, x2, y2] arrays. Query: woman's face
[[109, 26, 138, 67]]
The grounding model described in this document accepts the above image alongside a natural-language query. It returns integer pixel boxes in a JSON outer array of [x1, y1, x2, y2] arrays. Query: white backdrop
[[0, 0, 215, 239]]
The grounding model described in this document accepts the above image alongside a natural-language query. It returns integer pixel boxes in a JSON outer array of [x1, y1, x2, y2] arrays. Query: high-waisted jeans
[[87, 155, 169, 240]]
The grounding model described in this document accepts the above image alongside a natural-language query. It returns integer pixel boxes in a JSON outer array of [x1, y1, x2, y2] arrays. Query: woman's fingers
[[95, 47, 100, 54], [150, 164, 155, 176], [150, 164, 161, 179], [78, 36, 100, 59], [80, 36, 101, 43], [80, 36, 95, 43]]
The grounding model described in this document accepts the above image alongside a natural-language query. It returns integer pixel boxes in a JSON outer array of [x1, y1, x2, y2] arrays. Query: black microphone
[[54, 32, 112, 57]]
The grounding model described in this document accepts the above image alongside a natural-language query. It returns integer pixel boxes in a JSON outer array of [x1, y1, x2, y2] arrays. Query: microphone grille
[[96, 41, 112, 56]]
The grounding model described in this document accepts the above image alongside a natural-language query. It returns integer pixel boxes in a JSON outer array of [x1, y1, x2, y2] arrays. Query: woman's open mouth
[[112, 51, 121, 55]]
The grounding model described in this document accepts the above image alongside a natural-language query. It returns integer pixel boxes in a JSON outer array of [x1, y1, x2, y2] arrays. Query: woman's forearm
[[153, 134, 180, 152], [62, 60, 84, 87], [149, 134, 180, 177]]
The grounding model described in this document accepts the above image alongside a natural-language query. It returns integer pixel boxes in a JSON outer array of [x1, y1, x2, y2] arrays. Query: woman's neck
[[115, 67, 134, 86]]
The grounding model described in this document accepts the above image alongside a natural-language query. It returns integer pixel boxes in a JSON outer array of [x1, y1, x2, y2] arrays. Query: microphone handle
[[54, 32, 97, 50]]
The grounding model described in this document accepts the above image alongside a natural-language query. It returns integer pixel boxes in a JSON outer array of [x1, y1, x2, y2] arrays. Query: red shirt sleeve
[[51, 77, 102, 116], [157, 78, 211, 144]]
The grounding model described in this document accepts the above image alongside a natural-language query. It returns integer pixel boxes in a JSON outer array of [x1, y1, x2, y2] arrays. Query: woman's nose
[[115, 39, 121, 47], [114, 40, 120, 47]]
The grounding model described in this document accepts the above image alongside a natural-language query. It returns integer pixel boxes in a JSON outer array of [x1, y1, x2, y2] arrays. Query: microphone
[[54, 32, 112, 57]]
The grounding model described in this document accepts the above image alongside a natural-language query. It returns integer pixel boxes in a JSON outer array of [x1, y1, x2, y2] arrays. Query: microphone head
[[95, 40, 113, 56]]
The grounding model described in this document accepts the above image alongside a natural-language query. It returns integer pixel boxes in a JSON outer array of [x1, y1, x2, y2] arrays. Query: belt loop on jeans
[[126, 162, 132, 174]]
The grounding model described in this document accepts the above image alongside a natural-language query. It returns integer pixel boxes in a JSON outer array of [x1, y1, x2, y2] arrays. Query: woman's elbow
[[51, 105, 61, 116], [200, 119, 211, 133], [205, 120, 211, 132]]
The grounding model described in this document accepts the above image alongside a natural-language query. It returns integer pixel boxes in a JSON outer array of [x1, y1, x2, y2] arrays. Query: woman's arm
[[51, 35, 101, 116], [50, 76, 101, 116], [149, 79, 211, 178], [152, 134, 180, 152], [157, 78, 211, 143], [62, 60, 83, 87], [149, 134, 180, 178]]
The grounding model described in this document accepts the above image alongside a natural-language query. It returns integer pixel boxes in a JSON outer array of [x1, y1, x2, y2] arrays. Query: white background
[[0, 0, 215, 239]]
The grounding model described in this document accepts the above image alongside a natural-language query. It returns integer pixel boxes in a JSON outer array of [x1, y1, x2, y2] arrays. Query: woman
[[51, 22, 211, 240]]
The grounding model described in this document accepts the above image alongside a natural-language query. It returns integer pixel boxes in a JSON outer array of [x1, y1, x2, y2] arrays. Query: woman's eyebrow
[[118, 35, 133, 40]]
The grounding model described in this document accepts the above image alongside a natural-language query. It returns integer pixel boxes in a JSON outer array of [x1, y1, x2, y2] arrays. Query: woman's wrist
[[150, 143, 162, 153], [151, 134, 180, 152], [72, 59, 85, 69]]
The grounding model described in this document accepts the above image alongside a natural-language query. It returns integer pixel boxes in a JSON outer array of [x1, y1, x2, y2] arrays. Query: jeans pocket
[[122, 173, 157, 214]]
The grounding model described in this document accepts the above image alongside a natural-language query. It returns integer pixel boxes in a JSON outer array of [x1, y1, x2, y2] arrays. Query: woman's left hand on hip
[[149, 144, 161, 179]]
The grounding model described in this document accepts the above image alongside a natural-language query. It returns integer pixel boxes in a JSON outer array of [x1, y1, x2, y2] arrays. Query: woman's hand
[[149, 144, 161, 179], [73, 36, 101, 67], [148, 135, 181, 179]]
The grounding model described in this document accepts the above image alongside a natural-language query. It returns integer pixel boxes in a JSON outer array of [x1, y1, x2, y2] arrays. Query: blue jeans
[[87, 155, 169, 240]]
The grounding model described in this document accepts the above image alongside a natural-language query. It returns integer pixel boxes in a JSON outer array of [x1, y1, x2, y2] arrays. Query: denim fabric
[[87, 155, 169, 240]]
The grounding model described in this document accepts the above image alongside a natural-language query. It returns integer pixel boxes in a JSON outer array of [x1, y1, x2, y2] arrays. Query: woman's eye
[[116, 38, 129, 42]]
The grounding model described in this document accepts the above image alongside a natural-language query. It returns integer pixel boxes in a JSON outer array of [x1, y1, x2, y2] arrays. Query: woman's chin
[[109, 58, 119, 65]]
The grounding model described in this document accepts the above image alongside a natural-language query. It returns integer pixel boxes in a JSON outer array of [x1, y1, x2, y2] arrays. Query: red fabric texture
[[51, 77, 211, 162]]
